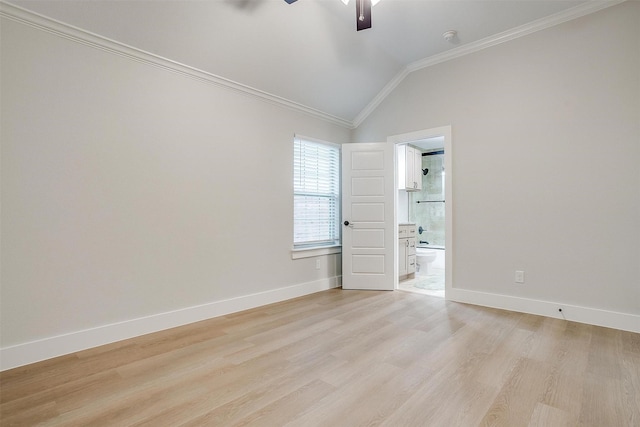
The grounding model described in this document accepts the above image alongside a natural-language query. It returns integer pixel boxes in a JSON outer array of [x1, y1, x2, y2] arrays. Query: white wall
[[1, 12, 349, 368], [3, 2, 638, 371], [355, 2, 640, 327]]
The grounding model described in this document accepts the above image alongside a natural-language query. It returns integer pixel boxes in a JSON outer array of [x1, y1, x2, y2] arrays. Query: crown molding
[[0, 1, 353, 129], [352, 67, 410, 129], [353, 0, 627, 128], [1, 0, 627, 130], [407, 0, 627, 73]]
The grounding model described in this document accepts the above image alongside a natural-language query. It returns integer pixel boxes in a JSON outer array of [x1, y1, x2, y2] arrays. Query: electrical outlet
[[315, 259, 321, 270], [515, 270, 525, 284]]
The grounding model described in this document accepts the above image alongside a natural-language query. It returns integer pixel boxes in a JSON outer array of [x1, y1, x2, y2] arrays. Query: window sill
[[291, 245, 342, 259]]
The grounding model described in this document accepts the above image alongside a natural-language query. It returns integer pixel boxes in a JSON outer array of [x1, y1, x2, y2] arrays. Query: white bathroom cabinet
[[399, 224, 416, 279], [397, 145, 423, 191]]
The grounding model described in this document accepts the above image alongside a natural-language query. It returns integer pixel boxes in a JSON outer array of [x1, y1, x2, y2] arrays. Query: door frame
[[387, 126, 453, 297]]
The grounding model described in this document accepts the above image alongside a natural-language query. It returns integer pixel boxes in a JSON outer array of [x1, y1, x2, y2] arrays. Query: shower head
[[422, 168, 429, 176]]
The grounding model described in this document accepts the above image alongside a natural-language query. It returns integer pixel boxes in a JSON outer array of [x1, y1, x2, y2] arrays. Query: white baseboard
[[0, 276, 342, 371], [447, 288, 640, 334]]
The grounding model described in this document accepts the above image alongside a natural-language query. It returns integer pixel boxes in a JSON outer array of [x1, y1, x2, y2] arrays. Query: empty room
[[1, 0, 638, 425]]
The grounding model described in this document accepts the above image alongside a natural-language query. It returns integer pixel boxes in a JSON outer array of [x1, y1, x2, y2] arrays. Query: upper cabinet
[[397, 145, 423, 191]]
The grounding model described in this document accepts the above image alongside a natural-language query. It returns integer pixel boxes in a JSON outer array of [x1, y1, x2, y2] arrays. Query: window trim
[[291, 245, 342, 259], [292, 134, 341, 254]]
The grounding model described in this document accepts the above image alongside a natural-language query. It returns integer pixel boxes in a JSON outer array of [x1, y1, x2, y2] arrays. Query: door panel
[[342, 143, 394, 291], [351, 177, 385, 196], [351, 150, 385, 170], [351, 255, 386, 274], [352, 229, 385, 248], [351, 203, 385, 222]]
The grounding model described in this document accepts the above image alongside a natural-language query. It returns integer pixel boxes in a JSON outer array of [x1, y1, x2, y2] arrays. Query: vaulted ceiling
[[11, 0, 598, 125]]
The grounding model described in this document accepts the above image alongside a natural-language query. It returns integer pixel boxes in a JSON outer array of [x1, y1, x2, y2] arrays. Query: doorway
[[388, 126, 452, 299]]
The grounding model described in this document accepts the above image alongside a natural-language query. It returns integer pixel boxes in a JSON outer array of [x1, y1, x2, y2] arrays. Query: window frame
[[292, 135, 342, 257]]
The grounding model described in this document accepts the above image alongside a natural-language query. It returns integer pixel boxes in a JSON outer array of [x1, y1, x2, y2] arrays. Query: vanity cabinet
[[399, 224, 416, 279], [397, 145, 423, 191]]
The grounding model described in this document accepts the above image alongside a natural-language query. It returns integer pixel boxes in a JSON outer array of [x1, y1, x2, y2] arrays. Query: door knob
[[343, 221, 350, 226]]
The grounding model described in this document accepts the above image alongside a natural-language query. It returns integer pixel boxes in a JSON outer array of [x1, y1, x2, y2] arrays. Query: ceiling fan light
[[341, 0, 349, 4]]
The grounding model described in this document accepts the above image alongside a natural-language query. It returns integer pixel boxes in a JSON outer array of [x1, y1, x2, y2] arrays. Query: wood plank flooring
[[1, 289, 639, 426]]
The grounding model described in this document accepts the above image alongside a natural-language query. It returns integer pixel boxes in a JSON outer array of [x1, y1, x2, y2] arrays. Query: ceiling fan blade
[[356, 0, 372, 31], [284, 0, 297, 4]]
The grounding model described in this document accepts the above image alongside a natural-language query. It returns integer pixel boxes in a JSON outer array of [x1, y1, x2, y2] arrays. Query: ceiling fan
[[284, 0, 375, 31]]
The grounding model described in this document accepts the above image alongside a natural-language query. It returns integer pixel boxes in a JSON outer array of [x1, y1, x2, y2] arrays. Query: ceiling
[[11, 0, 590, 125]]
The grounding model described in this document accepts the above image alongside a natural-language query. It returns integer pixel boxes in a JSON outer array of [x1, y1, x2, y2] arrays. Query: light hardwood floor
[[1, 289, 639, 426]]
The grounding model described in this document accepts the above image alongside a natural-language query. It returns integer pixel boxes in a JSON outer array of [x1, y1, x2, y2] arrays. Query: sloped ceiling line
[[353, 0, 627, 128], [1, 1, 626, 130], [0, 1, 353, 128]]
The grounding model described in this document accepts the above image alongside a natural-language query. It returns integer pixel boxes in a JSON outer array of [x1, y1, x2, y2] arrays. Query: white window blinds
[[293, 136, 341, 248]]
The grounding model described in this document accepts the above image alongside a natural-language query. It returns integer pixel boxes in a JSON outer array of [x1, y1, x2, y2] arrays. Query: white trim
[[0, 1, 352, 129], [0, 0, 624, 130], [1, 0, 624, 132], [291, 245, 342, 259], [407, 0, 626, 74], [294, 134, 343, 150], [0, 276, 342, 371], [353, 0, 626, 128], [353, 68, 410, 128], [448, 287, 640, 334], [387, 126, 452, 296]]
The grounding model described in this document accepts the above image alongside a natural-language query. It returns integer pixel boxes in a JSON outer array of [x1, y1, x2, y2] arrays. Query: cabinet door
[[407, 255, 416, 274], [397, 145, 406, 190], [398, 145, 422, 191], [407, 238, 416, 256], [396, 145, 422, 191], [414, 148, 422, 190], [406, 146, 416, 190], [398, 238, 407, 276]]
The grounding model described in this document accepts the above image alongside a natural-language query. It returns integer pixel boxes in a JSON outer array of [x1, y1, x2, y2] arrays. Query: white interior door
[[342, 143, 395, 290]]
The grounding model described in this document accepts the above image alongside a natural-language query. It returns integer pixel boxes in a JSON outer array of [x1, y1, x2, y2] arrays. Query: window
[[293, 136, 341, 249]]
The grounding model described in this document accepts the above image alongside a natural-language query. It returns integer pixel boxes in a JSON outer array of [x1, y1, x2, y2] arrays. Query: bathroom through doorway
[[388, 127, 452, 299]]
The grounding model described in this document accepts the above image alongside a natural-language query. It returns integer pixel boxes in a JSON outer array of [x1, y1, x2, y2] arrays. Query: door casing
[[387, 126, 453, 296]]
